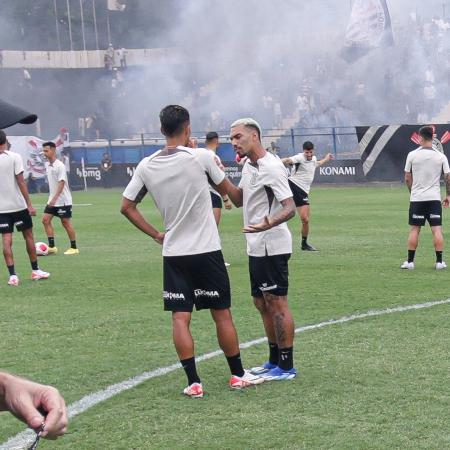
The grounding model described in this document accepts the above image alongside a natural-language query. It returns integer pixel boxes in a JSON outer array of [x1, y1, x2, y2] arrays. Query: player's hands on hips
[[0, 373, 68, 439], [442, 196, 450, 208], [28, 205, 36, 216], [153, 232, 165, 245], [243, 216, 271, 233]]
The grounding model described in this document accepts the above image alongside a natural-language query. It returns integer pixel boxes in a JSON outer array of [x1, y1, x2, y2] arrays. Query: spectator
[[117, 47, 127, 68]]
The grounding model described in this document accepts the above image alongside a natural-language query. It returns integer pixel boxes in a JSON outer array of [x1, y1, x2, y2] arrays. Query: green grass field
[[1, 186, 449, 449]]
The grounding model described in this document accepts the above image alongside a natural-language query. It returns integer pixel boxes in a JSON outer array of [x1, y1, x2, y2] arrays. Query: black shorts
[[249, 253, 290, 297], [44, 205, 72, 219], [210, 192, 223, 209], [409, 201, 442, 227], [288, 180, 310, 207], [163, 250, 231, 312], [0, 209, 33, 234]]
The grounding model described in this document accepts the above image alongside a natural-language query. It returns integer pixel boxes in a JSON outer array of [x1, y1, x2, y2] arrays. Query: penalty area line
[[1, 298, 449, 449]]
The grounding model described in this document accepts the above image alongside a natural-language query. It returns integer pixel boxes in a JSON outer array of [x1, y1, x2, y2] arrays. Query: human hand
[[442, 196, 450, 208], [0, 373, 67, 439], [153, 232, 165, 245], [28, 206, 36, 216], [243, 216, 271, 233]]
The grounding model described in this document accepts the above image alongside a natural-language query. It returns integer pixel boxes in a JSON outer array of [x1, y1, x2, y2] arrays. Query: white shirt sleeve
[[290, 153, 304, 164], [56, 163, 66, 182], [404, 152, 413, 172], [442, 155, 450, 175], [123, 161, 147, 203], [196, 149, 225, 186], [265, 162, 293, 202], [13, 153, 24, 175]]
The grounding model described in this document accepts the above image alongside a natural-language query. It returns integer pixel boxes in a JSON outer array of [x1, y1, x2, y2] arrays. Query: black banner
[[314, 159, 365, 183]]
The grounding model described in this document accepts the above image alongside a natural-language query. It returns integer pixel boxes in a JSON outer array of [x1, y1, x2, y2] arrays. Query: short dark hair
[[205, 131, 219, 143], [0, 130, 6, 145], [419, 126, 433, 141], [42, 141, 56, 148], [303, 141, 314, 150], [159, 105, 190, 138]]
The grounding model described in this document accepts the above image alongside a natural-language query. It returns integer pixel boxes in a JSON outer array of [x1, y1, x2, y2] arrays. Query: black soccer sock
[[7, 265, 15, 276], [268, 341, 279, 365], [48, 237, 55, 248], [31, 260, 39, 271], [301, 236, 308, 245], [180, 357, 201, 386], [70, 240, 77, 249], [436, 251, 443, 263], [407, 250, 416, 263], [226, 352, 245, 377], [278, 347, 294, 371]]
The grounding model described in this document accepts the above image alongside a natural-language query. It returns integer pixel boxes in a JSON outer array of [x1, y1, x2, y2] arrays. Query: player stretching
[[229, 118, 297, 380], [121, 105, 263, 398], [282, 141, 333, 251], [0, 130, 49, 285], [401, 125, 450, 270], [42, 142, 79, 255]]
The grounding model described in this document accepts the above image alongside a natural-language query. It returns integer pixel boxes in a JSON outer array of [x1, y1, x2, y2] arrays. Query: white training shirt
[[207, 148, 222, 198], [0, 150, 27, 213], [404, 146, 450, 202], [123, 146, 225, 257], [46, 159, 72, 206], [287, 153, 317, 194], [239, 152, 293, 257]]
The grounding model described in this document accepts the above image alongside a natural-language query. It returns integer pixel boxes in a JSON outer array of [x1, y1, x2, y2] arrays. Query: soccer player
[[121, 105, 263, 397], [42, 141, 79, 255], [281, 141, 333, 251], [0, 130, 50, 285], [205, 131, 232, 224], [228, 118, 297, 381], [401, 125, 450, 270]]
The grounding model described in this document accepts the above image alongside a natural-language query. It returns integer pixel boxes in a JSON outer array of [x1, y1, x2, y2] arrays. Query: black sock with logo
[[31, 260, 39, 271], [226, 353, 245, 377], [268, 341, 279, 365], [71, 240, 77, 249], [408, 250, 415, 263], [48, 237, 55, 248], [436, 251, 443, 263], [180, 357, 201, 386], [7, 265, 15, 276], [278, 347, 294, 371]]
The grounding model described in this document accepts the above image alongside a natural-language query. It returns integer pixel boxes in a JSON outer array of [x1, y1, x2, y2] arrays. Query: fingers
[[39, 387, 68, 438]]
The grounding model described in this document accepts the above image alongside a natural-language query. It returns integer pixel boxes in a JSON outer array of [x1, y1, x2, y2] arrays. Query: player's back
[[130, 146, 223, 256]]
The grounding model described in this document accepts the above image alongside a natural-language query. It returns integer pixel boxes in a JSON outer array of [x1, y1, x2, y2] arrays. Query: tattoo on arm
[[268, 197, 295, 227], [445, 174, 450, 196]]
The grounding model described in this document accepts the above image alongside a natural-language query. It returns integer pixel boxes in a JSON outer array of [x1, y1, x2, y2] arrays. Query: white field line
[[33, 203, 93, 207], [1, 298, 449, 450]]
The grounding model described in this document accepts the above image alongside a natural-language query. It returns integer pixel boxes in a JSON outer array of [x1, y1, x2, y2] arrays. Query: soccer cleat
[[400, 261, 414, 270], [47, 246, 58, 254], [435, 261, 447, 270], [229, 370, 264, 389], [301, 243, 317, 251], [64, 248, 79, 255], [183, 382, 204, 398], [8, 275, 19, 286], [250, 361, 277, 375], [31, 269, 50, 280], [260, 366, 297, 381]]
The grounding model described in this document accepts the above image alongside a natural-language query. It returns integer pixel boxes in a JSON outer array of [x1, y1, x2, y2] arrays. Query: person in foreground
[[121, 105, 263, 398], [228, 118, 297, 381], [0, 129, 50, 285], [402, 125, 450, 270], [0, 371, 68, 439]]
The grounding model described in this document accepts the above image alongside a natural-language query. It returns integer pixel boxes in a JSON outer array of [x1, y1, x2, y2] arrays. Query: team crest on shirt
[[250, 172, 258, 186]]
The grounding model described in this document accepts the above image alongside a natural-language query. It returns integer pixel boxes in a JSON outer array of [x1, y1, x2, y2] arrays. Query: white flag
[[107, 0, 126, 11]]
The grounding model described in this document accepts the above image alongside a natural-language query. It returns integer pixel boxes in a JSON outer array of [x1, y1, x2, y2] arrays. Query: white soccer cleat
[[229, 370, 264, 389], [183, 382, 203, 398], [400, 261, 414, 270], [435, 261, 447, 270], [31, 269, 50, 280], [7, 275, 19, 286]]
